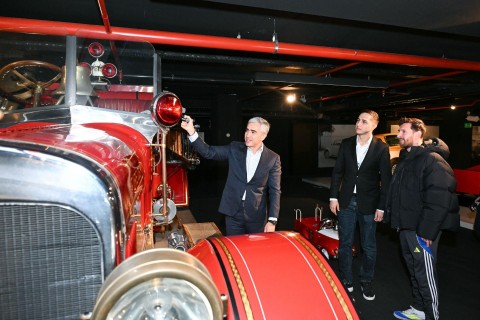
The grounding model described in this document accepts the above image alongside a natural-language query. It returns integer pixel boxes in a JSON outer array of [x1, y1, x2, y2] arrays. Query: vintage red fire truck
[[0, 21, 358, 320]]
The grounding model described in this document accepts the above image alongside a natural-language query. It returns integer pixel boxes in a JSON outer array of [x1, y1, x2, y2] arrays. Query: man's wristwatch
[[267, 218, 277, 225]]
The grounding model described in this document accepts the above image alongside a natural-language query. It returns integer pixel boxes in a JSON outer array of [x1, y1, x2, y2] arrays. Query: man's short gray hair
[[248, 117, 270, 135]]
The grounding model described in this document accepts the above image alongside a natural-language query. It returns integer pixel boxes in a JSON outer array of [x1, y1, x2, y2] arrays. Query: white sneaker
[[393, 306, 425, 320]]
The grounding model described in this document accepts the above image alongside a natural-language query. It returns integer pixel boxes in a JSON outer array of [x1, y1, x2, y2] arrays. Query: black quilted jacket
[[385, 138, 460, 240]]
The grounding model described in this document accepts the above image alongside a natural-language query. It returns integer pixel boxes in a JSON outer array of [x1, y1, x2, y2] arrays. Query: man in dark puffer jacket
[[386, 118, 459, 320]]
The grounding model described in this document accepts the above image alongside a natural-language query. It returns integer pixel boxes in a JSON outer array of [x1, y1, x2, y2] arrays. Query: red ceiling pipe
[[2, 17, 480, 72], [314, 62, 361, 77], [97, 0, 112, 34], [0, 17, 273, 53], [96, 0, 123, 83], [316, 70, 466, 102], [389, 70, 466, 88], [401, 98, 480, 112], [319, 89, 375, 102]]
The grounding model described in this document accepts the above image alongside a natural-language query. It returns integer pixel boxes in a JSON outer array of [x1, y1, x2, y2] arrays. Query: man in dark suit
[[181, 115, 281, 235], [329, 110, 391, 301]]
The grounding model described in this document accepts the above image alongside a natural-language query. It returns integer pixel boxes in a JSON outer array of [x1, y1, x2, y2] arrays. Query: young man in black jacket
[[329, 110, 391, 300], [386, 118, 459, 320]]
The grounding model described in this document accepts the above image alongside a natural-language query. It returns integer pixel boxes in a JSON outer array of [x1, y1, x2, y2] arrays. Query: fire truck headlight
[[88, 42, 104, 58], [91, 248, 224, 320], [151, 91, 183, 127], [101, 63, 117, 78]]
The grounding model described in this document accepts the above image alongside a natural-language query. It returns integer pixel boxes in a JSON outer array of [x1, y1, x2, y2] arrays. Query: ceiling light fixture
[[286, 93, 296, 103]]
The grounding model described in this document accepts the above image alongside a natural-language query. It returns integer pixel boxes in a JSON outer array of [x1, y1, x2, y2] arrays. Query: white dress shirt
[[243, 144, 263, 200], [353, 135, 372, 194]]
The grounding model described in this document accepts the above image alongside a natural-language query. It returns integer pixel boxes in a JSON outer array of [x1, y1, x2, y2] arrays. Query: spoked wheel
[[0, 60, 62, 108]]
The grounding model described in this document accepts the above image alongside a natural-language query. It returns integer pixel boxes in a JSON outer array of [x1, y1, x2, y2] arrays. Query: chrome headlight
[[91, 248, 224, 319]]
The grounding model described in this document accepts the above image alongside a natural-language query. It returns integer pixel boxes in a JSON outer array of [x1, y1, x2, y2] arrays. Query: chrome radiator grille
[[0, 203, 104, 320]]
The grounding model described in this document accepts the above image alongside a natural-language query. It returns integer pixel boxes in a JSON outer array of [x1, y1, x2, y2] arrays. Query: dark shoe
[[342, 280, 354, 293], [361, 281, 375, 300]]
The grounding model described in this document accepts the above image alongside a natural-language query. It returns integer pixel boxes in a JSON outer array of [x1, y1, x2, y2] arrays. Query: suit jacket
[[330, 135, 391, 214], [191, 138, 282, 222]]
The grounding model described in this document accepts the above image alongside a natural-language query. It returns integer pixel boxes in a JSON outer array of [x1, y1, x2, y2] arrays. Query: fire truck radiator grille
[[0, 204, 103, 320]]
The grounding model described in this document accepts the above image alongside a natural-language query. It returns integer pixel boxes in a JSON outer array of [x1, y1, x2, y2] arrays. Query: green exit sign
[[464, 122, 472, 128]]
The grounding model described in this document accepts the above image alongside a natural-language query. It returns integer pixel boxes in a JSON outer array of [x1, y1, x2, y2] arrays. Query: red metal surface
[[96, 91, 153, 100], [2, 17, 480, 72], [83, 122, 153, 228], [295, 217, 338, 258], [295, 216, 358, 259], [95, 98, 151, 113], [0, 121, 152, 247], [189, 232, 359, 320], [97, 0, 112, 34], [95, 88, 153, 112], [105, 85, 154, 93], [454, 166, 480, 195], [125, 222, 136, 260], [152, 162, 189, 206]]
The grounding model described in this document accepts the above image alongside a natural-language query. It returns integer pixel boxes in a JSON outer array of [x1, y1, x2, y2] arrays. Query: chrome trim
[[0, 103, 159, 142], [70, 105, 159, 141], [92, 248, 224, 320], [0, 143, 121, 275], [0, 105, 71, 127]]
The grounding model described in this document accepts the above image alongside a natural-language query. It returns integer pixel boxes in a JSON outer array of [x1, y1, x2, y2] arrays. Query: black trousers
[[399, 230, 441, 320], [225, 201, 265, 235], [474, 212, 480, 238]]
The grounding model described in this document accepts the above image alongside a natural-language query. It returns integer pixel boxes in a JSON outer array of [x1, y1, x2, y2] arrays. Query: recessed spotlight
[[286, 93, 296, 103]]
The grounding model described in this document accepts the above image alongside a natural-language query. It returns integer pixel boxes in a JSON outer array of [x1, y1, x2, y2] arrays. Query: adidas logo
[[414, 247, 421, 253]]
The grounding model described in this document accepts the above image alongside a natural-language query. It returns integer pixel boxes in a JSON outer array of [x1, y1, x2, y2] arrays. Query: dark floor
[[187, 171, 480, 320]]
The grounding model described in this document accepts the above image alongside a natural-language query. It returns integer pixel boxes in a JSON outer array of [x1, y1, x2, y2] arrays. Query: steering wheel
[[0, 60, 62, 108], [320, 218, 336, 230]]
